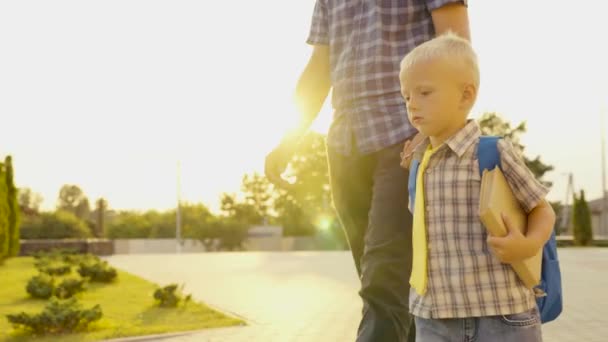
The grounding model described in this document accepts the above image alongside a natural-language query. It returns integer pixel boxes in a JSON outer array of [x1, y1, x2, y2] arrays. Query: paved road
[[105, 248, 608, 342]]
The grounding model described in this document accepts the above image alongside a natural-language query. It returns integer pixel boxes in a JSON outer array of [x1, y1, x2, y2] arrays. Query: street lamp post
[[560, 172, 575, 235], [601, 109, 607, 236], [176, 161, 182, 254]]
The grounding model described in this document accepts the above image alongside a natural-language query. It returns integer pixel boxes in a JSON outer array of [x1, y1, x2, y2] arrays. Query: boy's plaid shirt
[[409, 120, 549, 319], [306, 0, 465, 155]]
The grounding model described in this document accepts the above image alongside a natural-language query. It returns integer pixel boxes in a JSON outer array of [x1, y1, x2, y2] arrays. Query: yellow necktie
[[410, 146, 435, 295]]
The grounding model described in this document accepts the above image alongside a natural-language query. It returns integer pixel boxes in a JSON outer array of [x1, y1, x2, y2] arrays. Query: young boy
[[399, 32, 556, 342]]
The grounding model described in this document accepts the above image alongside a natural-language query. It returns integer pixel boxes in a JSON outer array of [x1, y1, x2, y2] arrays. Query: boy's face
[[400, 59, 470, 141]]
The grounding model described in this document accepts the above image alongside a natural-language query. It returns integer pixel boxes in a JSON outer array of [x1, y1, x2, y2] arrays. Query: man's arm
[[401, 2, 471, 169], [289, 44, 331, 141], [265, 44, 330, 188], [431, 2, 470, 40]]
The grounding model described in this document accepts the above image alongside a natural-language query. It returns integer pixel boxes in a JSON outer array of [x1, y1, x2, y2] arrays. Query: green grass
[[0, 257, 243, 342]]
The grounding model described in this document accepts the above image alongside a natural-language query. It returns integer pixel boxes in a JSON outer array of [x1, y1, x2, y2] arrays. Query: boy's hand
[[487, 213, 542, 264]]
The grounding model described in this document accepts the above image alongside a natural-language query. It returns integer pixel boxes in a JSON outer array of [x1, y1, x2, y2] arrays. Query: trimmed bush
[[6, 297, 102, 334], [54, 278, 86, 299], [78, 261, 117, 283], [35, 262, 72, 276], [153, 284, 191, 308], [26, 274, 55, 299], [33, 248, 92, 266]]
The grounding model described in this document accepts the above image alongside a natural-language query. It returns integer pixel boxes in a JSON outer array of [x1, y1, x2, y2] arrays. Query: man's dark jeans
[[328, 139, 415, 342]]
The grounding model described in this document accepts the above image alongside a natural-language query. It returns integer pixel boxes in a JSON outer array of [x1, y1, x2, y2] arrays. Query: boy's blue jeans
[[414, 307, 542, 342]]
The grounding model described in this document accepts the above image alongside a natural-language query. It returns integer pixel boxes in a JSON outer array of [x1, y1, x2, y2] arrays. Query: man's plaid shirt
[[307, 0, 465, 155], [408, 120, 549, 319]]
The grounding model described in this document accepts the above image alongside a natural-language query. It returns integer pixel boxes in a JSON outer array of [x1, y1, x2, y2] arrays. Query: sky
[[0, 0, 606, 213]]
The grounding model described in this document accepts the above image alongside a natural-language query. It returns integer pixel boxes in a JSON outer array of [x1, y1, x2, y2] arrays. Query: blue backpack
[[408, 136, 563, 324]]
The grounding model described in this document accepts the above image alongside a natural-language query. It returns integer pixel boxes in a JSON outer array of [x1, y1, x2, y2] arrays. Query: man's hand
[[400, 132, 426, 169], [487, 213, 542, 264], [264, 141, 296, 190]]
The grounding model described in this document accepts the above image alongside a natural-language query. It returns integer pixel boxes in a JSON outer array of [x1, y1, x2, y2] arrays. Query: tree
[[478, 113, 554, 187], [274, 132, 341, 239], [178, 202, 215, 239], [94, 198, 108, 238], [194, 216, 222, 251], [549, 201, 564, 234], [217, 173, 275, 228], [164, 201, 247, 252], [0, 162, 9, 261], [4, 156, 21, 256], [215, 218, 248, 251], [105, 203, 216, 240], [211, 175, 279, 250], [106, 211, 152, 239], [57, 185, 91, 221], [220, 193, 262, 226], [20, 211, 91, 239], [241, 173, 274, 224], [572, 190, 593, 246], [212, 194, 257, 250], [273, 195, 315, 236], [145, 210, 175, 238], [18, 187, 44, 214]]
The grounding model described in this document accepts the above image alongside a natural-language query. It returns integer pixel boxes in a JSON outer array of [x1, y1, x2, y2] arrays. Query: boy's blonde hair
[[399, 31, 479, 88]]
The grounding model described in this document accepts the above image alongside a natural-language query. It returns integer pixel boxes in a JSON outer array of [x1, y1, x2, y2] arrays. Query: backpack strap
[[478, 136, 502, 173], [408, 159, 420, 212], [409, 136, 501, 211]]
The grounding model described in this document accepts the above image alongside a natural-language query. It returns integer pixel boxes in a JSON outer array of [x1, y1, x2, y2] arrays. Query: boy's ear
[[460, 83, 477, 109]]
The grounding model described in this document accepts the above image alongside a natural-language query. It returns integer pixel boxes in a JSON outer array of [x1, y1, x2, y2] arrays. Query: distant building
[[562, 192, 608, 239], [247, 225, 283, 238], [245, 225, 283, 251], [588, 192, 608, 238]]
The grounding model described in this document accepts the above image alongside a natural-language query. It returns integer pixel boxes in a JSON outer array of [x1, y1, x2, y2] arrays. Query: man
[[265, 1, 470, 341]]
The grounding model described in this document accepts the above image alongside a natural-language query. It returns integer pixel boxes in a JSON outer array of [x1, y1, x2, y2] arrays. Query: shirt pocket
[[499, 307, 541, 327]]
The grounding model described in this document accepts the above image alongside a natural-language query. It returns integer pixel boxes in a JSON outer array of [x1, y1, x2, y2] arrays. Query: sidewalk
[[105, 248, 608, 342]]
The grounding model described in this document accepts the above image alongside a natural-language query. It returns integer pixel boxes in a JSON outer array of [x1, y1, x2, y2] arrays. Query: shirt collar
[[412, 120, 481, 160]]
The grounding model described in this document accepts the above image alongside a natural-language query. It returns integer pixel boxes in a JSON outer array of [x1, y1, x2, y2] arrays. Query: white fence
[[112, 236, 329, 254]]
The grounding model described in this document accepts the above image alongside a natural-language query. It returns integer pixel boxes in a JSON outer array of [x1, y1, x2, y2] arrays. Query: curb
[[102, 323, 248, 342], [103, 331, 196, 342]]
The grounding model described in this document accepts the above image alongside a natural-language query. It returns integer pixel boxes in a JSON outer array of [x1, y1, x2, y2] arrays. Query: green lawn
[[0, 257, 243, 342]]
